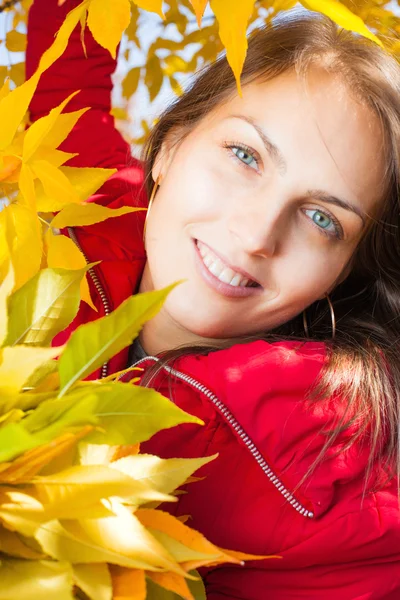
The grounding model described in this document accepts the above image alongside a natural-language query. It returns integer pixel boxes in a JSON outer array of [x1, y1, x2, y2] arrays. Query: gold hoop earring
[[303, 309, 309, 338], [302, 294, 336, 340], [143, 175, 161, 244], [325, 293, 336, 340]]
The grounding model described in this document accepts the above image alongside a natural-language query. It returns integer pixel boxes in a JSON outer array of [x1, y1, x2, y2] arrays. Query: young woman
[[27, 0, 400, 597]]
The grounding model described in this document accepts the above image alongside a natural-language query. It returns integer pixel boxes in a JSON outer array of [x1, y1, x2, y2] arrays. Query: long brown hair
[[141, 14, 400, 487]]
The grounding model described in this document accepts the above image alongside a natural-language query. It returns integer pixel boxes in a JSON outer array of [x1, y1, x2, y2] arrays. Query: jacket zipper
[[68, 227, 111, 378], [126, 356, 314, 519]]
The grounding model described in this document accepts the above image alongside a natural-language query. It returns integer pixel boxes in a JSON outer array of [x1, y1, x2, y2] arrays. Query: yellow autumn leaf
[[18, 163, 36, 208], [37, 1, 88, 74], [137, 508, 269, 572], [0, 265, 15, 346], [110, 454, 216, 497], [145, 55, 164, 102], [9, 62, 25, 87], [0, 523, 44, 560], [0, 345, 62, 395], [0, 1, 86, 153], [0, 155, 21, 183], [36, 502, 185, 572], [22, 91, 82, 162], [0, 428, 92, 484], [0, 76, 37, 151], [31, 147, 77, 169], [78, 443, 121, 467], [51, 203, 142, 228], [5, 30, 27, 53], [132, 0, 165, 19], [122, 66, 141, 99], [45, 230, 95, 311], [0, 409, 24, 427], [35, 166, 116, 212], [0, 559, 74, 600], [31, 161, 81, 206], [0, 490, 47, 537], [73, 563, 112, 600], [300, 0, 382, 46], [36, 108, 88, 153], [32, 464, 172, 517], [110, 566, 146, 600], [0, 203, 42, 290], [189, 0, 208, 26], [78, 442, 140, 467], [0, 78, 10, 104], [209, 0, 256, 94], [147, 571, 194, 600], [87, 0, 131, 59]]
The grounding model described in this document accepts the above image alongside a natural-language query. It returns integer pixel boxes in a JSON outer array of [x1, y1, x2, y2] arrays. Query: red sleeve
[[26, 0, 131, 170]]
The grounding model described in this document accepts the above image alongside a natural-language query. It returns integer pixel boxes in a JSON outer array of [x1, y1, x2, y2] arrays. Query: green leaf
[[146, 574, 207, 600], [67, 382, 203, 445], [5, 267, 89, 347], [0, 423, 41, 463], [23, 359, 59, 390], [22, 393, 99, 439], [0, 392, 97, 463], [58, 285, 177, 397], [187, 571, 207, 599]]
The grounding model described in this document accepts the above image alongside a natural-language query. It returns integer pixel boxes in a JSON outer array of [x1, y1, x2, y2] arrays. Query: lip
[[193, 239, 264, 299]]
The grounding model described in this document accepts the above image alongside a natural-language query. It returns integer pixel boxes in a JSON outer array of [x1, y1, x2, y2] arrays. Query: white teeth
[[208, 259, 224, 278], [203, 254, 214, 268], [230, 274, 242, 286], [197, 240, 257, 288], [218, 268, 236, 284]]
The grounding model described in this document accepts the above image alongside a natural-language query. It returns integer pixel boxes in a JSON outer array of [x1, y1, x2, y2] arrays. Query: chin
[[165, 303, 243, 343]]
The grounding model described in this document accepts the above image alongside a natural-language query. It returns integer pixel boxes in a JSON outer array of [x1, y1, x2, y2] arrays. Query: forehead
[[197, 68, 386, 219]]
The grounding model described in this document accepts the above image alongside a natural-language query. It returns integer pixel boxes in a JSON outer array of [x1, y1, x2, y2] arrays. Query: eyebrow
[[226, 114, 366, 226], [227, 114, 287, 172], [307, 190, 366, 225]]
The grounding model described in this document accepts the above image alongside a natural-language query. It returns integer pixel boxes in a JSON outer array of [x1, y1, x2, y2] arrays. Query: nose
[[227, 201, 283, 258]]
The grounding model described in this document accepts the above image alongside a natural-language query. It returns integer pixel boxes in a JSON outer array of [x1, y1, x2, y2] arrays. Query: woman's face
[[140, 67, 385, 352]]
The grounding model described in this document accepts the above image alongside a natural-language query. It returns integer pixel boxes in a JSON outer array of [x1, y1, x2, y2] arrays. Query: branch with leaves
[[0, 0, 398, 145]]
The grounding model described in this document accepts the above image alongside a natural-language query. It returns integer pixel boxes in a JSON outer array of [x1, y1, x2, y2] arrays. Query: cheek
[[151, 154, 226, 228], [276, 246, 350, 305]]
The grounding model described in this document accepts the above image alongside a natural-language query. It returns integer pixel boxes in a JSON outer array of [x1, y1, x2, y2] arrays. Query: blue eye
[[232, 146, 258, 169], [304, 208, 341, 238], [222, 141, 260, 171]]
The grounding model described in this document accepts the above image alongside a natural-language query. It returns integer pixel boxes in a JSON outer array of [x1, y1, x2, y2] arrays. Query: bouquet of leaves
[[0, 266, 268, 600]]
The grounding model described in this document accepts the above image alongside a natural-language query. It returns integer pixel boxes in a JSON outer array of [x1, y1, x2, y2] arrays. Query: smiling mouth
[[195, 240, 261, 288]]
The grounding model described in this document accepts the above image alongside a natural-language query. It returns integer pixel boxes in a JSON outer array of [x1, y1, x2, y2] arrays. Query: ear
[[151, 127, 184, 182]]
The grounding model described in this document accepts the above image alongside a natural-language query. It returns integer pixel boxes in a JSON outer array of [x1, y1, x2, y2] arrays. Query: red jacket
[[27, 2, 400, 597]]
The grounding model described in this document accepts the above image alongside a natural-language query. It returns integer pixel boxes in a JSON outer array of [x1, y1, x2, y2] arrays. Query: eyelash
[[303, 208, 343, 240], [222, 140, 344, 241], [222, 141, 261, 171]]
